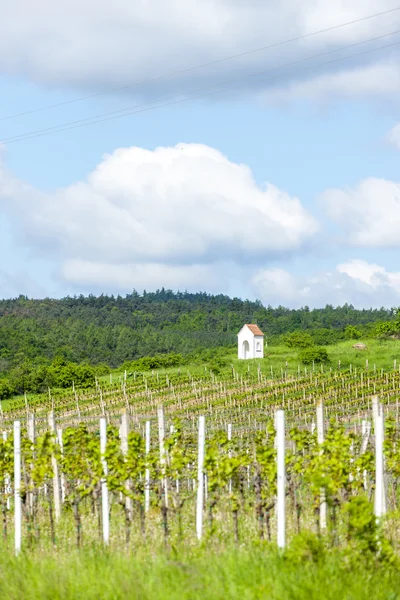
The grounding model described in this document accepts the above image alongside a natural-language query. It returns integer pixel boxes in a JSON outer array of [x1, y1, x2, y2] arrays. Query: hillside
[[0, 291, 396, 365], [0, 290, 399, 399]]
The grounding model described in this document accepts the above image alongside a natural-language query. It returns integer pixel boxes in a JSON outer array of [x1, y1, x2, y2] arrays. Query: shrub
[[47, 361, 96, 389], [344, 325, 362, 340], [298, 347, 328, 365], [208, 362, 221, 375], [373, 320, 400, 339], [311, 328, 343, 346], [94, 363, 111, 376], [186, 347, 231, 366], [285, 531, 326, 564], [0, 378, 14, 400], [124, 352, 185, 372], [282, 332, 314, 349]]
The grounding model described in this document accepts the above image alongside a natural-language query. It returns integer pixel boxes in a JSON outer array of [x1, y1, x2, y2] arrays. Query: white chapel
[[237, 324, 264, 360]]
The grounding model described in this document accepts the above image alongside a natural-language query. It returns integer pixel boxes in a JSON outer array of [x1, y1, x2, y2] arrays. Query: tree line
[[0, 290, 399, 399]]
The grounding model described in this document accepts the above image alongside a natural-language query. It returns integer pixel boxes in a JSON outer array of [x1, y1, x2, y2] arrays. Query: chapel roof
[[244, 324, 264, 336]]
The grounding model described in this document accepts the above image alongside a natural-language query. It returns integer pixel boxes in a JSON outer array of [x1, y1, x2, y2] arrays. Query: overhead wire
[[0, 5, 399, 122], [2, 30, 400, 145]]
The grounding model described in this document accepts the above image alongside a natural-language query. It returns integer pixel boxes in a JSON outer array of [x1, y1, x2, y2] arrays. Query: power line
[[2, 31, 399, 145], [0, 5, 399, 123]]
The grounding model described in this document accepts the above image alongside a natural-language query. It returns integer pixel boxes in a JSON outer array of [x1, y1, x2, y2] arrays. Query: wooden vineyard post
[[276, 410, 286, 549], [3, 431, 10, 510], [100, 388, 105, 417], [75, 390, 81, 422], [361, 420, 371, 492], [27, 413, 35, 513], [196, 415, 206, 541], [361, 420, 371, 453], [48, 412, 61, 521], [372, 396, 387, 512], [14, 420, 21, 556], [120, 413, 132, 515], [227, 423, 232, 494], [349, 440, 354, 483], [372, 396, 379, 433], [169, 424, 180, 495], [145, 421, 151, 513], [27, 412, 35, 443], [123, 382, 129, 411], [158, 406, 168, 508], [100, 417, 110, 546], [374, 403, 386, 519], [57, 428, 66, 504], [316, 401, 327, 530]]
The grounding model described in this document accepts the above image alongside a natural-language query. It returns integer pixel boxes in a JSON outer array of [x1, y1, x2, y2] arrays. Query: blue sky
[[1, 0, 400, 307]]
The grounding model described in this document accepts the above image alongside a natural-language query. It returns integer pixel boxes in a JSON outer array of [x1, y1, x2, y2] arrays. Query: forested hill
[[0, 290, 396, 369]]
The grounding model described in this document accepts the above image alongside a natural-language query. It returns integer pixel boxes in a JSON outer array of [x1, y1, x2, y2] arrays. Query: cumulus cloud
[[251, 268, 299, 302], [0, 269, 49, 299], [0, 0, 398, 101], [337, 259, 400, 289], [261, 60, 400, 105], [61, 260, 226, 292], [251, 259, 400, 308], [0, 142, 318, 291], [320, 177, 400, 247], [387, 123, 400, 149]]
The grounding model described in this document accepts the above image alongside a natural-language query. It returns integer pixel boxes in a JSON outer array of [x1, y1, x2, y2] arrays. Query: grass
[[103, 337, 400, 383], [5, 337, 400, 411], [0, 542, 399, 600], [233, 338, 400, 373], [2, 339, 400, 597]]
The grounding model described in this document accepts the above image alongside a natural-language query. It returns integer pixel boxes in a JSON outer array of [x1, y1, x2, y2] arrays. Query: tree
[[282, 332, 314, 349], [344, 325, 361, 340], [0, 379, 14, 400], [373, 321, 399, 339]]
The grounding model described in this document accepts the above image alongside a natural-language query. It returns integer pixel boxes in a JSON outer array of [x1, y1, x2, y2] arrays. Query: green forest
[[0, 290, 399, 399]]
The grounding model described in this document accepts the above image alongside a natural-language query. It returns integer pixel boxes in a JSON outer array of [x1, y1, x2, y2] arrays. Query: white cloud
[[62, 259, 225, 292], [0, 0, 398, 100], [261, 61, 400, 105], [387, 123, 400, 149], [337, 259, 400, 289], [0, 142, 318, 291], [251, 268, 299, 302], [320, 177, 400, 247], [251, 259, 400, 308], [0, 269, 49, 299]]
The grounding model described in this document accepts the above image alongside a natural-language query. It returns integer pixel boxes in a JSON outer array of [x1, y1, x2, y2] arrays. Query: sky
[[1, 0, 400, 308]]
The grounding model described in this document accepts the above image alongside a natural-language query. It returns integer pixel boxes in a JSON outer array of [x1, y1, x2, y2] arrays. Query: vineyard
[[1, 360, 400, 598]]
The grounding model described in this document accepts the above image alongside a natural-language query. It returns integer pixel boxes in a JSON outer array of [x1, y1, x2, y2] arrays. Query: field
[[1, 338, 400, 598], [1, 545, 400, 600], [3, 337, 400, 411]]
